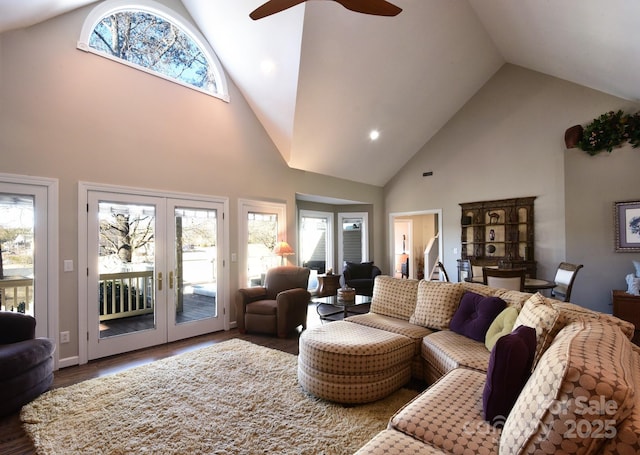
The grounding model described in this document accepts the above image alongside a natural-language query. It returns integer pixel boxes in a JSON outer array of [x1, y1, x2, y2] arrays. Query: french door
[[0, 176, 57, 341], [85, 188, 225, 360]]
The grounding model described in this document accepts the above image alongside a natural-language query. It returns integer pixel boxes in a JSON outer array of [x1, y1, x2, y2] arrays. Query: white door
[[86, 191, 225, 360], [167, 199, 224, 342], [0, 179, 56, 339], [87, 191, 167, 360]]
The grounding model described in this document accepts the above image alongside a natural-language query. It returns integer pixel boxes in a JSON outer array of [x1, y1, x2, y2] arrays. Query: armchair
[[0, 312, 56, 417], [236, 266, 311, 338], [340, 261, 382, 296]]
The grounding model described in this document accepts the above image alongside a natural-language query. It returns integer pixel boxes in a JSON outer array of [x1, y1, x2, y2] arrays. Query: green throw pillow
[[485, 306, 519, 351]]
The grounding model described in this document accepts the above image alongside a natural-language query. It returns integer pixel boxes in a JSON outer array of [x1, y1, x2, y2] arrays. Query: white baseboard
[[58, 355, 79, 369]]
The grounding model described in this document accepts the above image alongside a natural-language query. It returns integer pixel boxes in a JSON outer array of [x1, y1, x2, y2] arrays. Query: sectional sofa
[[298, 276, 640, 454]]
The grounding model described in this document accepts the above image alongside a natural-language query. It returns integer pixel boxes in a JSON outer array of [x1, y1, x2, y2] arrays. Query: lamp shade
[[273, 241, 294, 256]]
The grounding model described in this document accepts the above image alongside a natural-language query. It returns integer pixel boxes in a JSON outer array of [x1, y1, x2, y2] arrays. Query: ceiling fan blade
[[250, 0, 307, 20], [333, 0, 402, 16]]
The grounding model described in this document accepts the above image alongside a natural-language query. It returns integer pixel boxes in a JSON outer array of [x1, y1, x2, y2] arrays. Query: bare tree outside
[[248, 213, 277, 253], [89, 10, 217, 93], [100, 212, 154, 264], [98, 203, 155, 271], [247, 212, 279, 285]]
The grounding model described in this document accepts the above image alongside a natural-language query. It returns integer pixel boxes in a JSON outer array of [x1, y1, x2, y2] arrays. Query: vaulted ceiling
[[1, 0, 638, 186]]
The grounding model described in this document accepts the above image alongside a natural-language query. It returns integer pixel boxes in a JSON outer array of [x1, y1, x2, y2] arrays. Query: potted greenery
[[566, 109, 640, 155], [578, 110, 628, 155], [626, 112, 640, 148]]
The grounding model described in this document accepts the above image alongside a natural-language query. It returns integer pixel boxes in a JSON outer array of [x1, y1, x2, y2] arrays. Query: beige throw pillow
[[409, 281, 464, 330], [514, 293, 564, 369]]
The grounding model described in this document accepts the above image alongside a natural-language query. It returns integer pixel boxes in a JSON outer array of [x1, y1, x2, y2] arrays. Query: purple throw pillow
[[482, 325, 537, 424], [449, 291, 506, 342]]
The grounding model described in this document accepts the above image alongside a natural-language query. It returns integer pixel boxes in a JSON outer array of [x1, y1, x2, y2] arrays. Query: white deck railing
[[0, 277, 33, 313], [99, 270, 154, 321]]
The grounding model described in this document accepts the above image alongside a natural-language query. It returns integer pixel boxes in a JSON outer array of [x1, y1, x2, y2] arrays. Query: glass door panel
[[0, 179, 53, 340], [168, 201, 224, 341], [88, 192, 167, 360], [299, 210, 334, 293], [0, 194, 35, 316], [97, 201, 157, 338]]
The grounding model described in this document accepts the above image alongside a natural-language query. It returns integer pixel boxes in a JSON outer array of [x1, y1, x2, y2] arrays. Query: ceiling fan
[[250, 0, 402, 20]]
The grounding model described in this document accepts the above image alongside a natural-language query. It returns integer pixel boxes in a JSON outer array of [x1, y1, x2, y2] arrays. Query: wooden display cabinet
[[460, 197, 537, 278], [612, 290, 640, 344]]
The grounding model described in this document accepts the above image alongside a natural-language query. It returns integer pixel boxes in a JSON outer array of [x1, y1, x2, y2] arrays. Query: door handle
[[158, 272, 163, 291], [169, 271, 174, 289]]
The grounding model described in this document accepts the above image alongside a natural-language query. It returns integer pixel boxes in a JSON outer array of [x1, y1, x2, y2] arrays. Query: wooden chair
[[482, 267, 526, 291], [550, 262, 584, 302]]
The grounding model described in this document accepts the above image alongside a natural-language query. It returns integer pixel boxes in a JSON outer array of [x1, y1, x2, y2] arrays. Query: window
[[337, 212, 369, 273], [78, 0, 229, 101], [239, 200, 287, 287]]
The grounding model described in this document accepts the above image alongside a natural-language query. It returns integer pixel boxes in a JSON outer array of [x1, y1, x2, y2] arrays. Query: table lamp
[[273, 241, 294, 265]]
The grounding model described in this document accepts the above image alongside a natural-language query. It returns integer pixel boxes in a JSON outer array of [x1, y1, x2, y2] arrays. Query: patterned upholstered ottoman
[[298, 321, 414, 404]]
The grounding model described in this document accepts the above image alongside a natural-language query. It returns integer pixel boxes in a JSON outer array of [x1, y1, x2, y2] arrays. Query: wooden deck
[[99, 292, 216, 337]]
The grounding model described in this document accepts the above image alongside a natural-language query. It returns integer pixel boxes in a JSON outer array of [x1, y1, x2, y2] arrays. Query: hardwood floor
[[0, 304, 325, 455]]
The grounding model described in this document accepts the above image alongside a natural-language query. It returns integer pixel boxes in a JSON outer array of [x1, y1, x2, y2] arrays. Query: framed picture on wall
[[614, 200, 640, 252]]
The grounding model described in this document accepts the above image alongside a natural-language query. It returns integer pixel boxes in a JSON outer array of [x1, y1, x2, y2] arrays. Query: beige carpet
[[21, 338, 418, 455]]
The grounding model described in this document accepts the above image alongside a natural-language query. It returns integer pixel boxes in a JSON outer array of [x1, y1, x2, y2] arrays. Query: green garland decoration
[[577, 110, 640, 155]]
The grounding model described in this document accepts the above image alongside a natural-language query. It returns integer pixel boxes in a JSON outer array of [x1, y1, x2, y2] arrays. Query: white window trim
[[77, 0, 229, 102]]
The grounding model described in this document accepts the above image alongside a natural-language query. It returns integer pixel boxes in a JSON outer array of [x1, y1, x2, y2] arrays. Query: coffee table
[[313, 294, 372, 321]]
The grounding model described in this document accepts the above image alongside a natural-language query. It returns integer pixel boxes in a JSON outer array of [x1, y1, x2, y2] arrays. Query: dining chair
[[482, 267, 526, 291], [436, 261, 450, 282], [471, 263, 484, 279], [550, 262, 584, 302]]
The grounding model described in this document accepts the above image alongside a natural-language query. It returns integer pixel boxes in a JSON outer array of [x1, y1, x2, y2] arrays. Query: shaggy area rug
[[21, 338, 418, 454]]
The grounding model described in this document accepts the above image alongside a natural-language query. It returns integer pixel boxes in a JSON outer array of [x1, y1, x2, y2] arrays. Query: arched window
[[78, 0, 229, 101]]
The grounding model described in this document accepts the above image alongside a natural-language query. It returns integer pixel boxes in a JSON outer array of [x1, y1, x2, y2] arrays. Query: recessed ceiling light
[[369, 130, 380, 141], [261, 59, 276, 75]]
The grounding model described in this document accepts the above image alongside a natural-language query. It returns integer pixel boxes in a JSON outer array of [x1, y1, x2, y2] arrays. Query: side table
[[612, 290, 640, 345], [316, 273, 341, 297]]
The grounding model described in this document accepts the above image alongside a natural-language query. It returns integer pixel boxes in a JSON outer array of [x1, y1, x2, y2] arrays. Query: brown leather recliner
[[0, 312, 56, 417], [236, 266, 311, 338]]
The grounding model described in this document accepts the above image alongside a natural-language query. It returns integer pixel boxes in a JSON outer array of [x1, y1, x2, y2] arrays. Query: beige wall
[[0, 1, 383, 361], [565, 147, 640, 311], [384, 64, 638, 313]]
